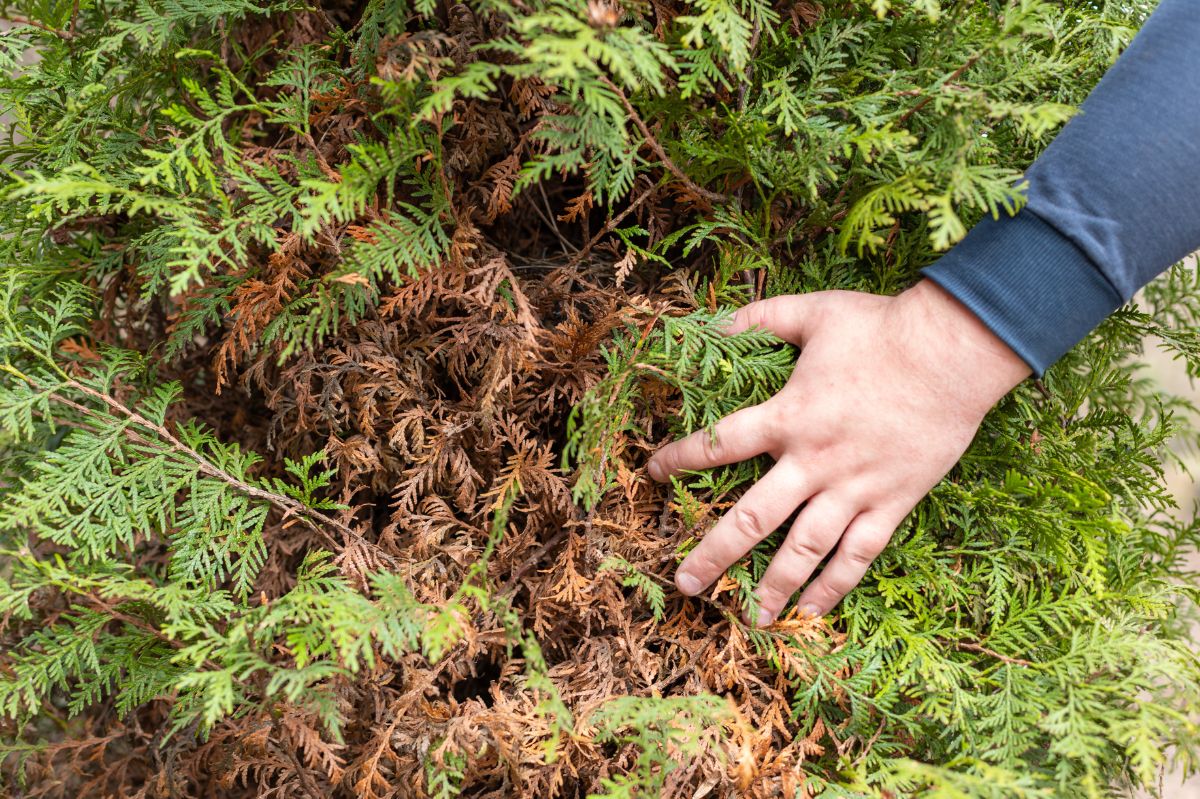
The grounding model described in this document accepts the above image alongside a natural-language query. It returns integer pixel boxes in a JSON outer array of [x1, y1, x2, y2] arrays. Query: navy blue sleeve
[[922, 0, 1200, 375]]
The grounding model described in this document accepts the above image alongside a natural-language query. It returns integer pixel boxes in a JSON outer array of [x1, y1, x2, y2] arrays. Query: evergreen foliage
[[0, 0, 1197, 796]]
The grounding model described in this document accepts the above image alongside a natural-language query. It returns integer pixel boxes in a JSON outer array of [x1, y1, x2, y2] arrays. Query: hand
[[646, 279, 1032, 625]]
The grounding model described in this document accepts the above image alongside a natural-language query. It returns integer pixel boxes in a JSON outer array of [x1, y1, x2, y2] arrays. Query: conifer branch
[[566, 184, 654, 268], [77, 593, 226, 673], [897, 53, 983, 124], [599, 76, 727, 205], [14, 370, 388, 562], [953, 640, 1036, 668], [2, 14, 74, 39], [61, 377, 379, 553]]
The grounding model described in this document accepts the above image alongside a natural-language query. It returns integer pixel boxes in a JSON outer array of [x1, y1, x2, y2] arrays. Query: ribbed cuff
[[921, 210, 1124, 376]]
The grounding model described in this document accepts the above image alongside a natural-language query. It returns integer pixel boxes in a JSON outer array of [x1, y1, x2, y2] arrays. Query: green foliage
[[587, 695, 731, 799], [565, 265, 1200, 796], [599, 555, 668, 619], [0, 281, 459, 737], [0, 0, 1197, 796], [565, 310, 793, 507], [565, 254, 1200, 794]]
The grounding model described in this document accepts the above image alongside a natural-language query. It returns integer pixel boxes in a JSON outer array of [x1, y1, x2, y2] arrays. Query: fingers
[[674, 459, 809, 596], [647, 405, 773, 481], [791, 510, 897, 618], [750, 494, 856, 626], [723, 294, 822, 345]]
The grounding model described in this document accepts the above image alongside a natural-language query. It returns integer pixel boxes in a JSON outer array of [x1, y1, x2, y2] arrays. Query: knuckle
[[759, 408, 791, 441], [680, 551, 713, 581], [727, 504, 769, 544], [806, 441, 834, 463], [699, 431, 725, 459], [731, 308, 755, 333], [652, 447, 675, 470], [843, 533, 887, 564], [652, 456, 678, 480], [805, 581, 840, 603], [690, 550, 724, 580], [817, 582, 852, 606], [739, 301, 773, 329], [784, 533, 827, 561], [756, 581, 794, 609]]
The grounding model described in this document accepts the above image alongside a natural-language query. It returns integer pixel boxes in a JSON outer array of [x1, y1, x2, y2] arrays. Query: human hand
[[646, 279, 1032, 625]]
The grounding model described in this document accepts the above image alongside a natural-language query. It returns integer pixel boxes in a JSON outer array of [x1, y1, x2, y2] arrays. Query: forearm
[[923, 0, 1200, 375]]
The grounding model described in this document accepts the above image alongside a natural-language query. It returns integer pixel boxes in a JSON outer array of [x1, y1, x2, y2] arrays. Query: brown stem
[[566, 184, 654, 269], [500, 527, 572, 595], [78, 594, 225, 673], [283, 745, 325, 799], [953, 640, 1035, 667], [599, 76, 727, 205], [737, 21, 762, 112], [898, 53, 982, 125], [51, 377, 387, 561], [301, 131, 341, 182], [3, 14, 74, 39], [852, 719, 889, 767]]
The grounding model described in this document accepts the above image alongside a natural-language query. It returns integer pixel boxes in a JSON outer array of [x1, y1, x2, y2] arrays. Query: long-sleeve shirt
[[922, 0, 1200, 375]]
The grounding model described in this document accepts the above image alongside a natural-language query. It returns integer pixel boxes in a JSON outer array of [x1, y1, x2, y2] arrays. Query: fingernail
[[799, 604, 820, 618], [676, 571, 703, 595], [647, 460, 666, 482], [755, 608, 775, 627]]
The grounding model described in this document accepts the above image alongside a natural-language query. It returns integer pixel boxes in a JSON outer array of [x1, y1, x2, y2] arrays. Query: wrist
[[895, 279, 1032, 417]]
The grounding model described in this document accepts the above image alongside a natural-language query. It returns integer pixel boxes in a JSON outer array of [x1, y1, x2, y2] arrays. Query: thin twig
[[649, 647, 696, 693], [500, 527, 572, 595], [599, 76, 727, 205], [39, 375, 387, 562], [79, 594, 225, 673], [538, 182, 579, 254], [283, 745, 325, 799], [737, 21, 762, 112], [566, 184, 655, 269], [898, 53, 982, 125], [65, 378, 371, 545], [300, 131, 341, 182], [3, 14, 74, 39], [855, 719, 888, 766], [953, 640, 1035, 667]]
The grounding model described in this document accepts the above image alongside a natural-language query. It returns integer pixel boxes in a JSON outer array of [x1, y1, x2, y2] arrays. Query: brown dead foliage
[[1, 2, 871, 797]]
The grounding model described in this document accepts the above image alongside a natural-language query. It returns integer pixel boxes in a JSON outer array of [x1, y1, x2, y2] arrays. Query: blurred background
[[1145, 329, 1200, 799]]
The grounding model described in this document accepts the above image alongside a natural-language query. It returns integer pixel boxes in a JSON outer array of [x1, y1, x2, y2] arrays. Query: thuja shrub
[[0, 0, 1198, 796]]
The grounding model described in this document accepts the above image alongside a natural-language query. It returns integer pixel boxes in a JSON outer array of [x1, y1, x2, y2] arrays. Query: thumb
[[723, 294, 823, 346]]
